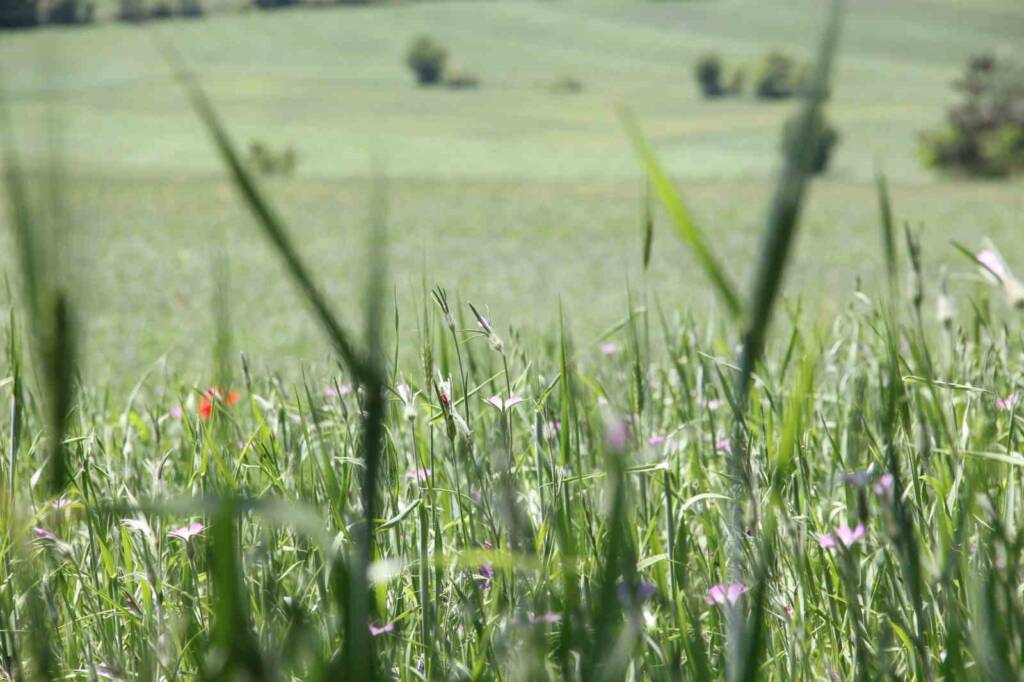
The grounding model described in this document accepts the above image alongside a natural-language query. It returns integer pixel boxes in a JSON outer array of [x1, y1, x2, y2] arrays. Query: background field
[[1, 0, 1022, 388]]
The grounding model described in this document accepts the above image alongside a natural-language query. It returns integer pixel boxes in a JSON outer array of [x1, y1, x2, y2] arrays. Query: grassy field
[[1, 0, 1023, 386], [5, 2, 1024, 680]]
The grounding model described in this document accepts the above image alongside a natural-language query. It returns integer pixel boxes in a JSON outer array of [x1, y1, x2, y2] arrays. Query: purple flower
[[528, 612, 562, 624], [478, 564, 494, 591], [647, 434, 666, 446], [873, 473, 894, 496], [169, 405, 183, 420], [617, 580, 656, 607], [369, 622, 394, 636], [843, 470, 870, 487], [818, 533, 836, 549], [599, 341, 621, 356], [484, 394, 525, 411], [168, 522, 205, 542], [706, 583, 747, 605], [715, 438, 731, 453], [405, 468, 431, 483], [33, 527, 57, 541], [52, 497, 73, 511]]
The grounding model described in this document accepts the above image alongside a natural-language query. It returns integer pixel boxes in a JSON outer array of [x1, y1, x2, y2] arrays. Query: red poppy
[[198, 388, 240, 420]]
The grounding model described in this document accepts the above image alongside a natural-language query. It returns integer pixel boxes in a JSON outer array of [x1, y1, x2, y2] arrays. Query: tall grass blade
[[619, 107, 743, 317]]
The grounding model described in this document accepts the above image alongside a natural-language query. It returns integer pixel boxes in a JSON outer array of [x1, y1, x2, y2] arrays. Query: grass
[[0, 0, 1023, 386], [2, 5, 1024, 676]]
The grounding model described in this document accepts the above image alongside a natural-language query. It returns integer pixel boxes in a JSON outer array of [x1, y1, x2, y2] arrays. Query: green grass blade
[[619, 107, 743, 318]]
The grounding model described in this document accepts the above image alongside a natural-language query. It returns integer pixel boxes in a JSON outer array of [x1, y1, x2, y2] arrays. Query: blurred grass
[[0, 0, 1021, 390]]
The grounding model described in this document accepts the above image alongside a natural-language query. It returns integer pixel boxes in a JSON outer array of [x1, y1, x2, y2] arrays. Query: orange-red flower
[[198, 388, 240, 420]]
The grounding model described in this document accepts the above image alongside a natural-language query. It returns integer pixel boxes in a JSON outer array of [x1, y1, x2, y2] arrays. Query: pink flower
[[528, 612, 562, 624], [873, 473, 894, 496], [996, 394, 1019, 411], [405, 468, 431, 483], [369, 622, 394, 636], [833, 524, 865, 548], [706, 583, 747, 605], [647, 434, 665, 446], [168, 522, 205, 542], [33, 527, 57, 541], [599, 342, 621, 356], [706, 399, 721, 411], [783, 604, 795, 620], [604, 417, 630, 452], [715, 438, 731, 452], [169, 405, 183, 420], [52, 497, 73, 511], [324, 384, 352, 398], [818, 533, 836, 549], [977, 249, 1007, 282], [484, 395, 525, 411]]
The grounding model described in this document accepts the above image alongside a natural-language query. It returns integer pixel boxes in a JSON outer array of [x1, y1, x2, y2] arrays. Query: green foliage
[[0, 0, 37, 27], [247, 140, 298, 177], [695, 52, 725, 97], [753, 50, 802, 99], [45, 0, 92, 24], [117, 0, 200, 22], [405, 34, 447, 86], [782, 109, 840, 174], [920, 55, 1024, 177]]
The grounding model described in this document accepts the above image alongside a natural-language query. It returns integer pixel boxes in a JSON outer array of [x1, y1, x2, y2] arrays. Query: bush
[[46, 0, 92, 23], [247, 140, 298, 177], [444, 67, 480, 90], [920, 55, 1024, 177], [405, 35, 447, 86], [754, 51, 799, 99], [695, 52, 724, 98], [0, 0, 39, 27], [548, 74, 583, 94], [782, 110, 840, 174]]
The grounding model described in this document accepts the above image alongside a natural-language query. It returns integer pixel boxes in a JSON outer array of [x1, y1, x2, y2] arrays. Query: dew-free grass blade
[[619, 107, 743, 318]]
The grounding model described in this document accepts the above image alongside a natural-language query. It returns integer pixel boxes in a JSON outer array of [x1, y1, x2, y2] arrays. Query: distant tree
[[0, 0, 38, 28], [754, 51, 799, 99], [45, 0, 93, 23], [695, 52, 725, 97], [920, 54, 1024, 177], [405, 35, 447, 86], [782, 109, 839, 174]]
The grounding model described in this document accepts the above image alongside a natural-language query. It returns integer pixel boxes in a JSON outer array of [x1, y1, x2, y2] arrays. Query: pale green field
[[0, 0, 1022, 386]]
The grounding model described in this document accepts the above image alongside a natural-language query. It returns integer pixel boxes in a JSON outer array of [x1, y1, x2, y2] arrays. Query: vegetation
[[782, 110, 839, 174], [0, 0, 38, 27], [405, 34, 447, 86], [920, 54, 1024, 177], [753, 51, 803, 100], [695, 52, 725, 98]]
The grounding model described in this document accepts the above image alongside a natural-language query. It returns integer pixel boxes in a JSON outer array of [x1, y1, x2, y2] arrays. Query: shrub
[[0, 0, 39, 27], [754, 51, 799, 99], [548, 74, 583, 94], [695, 52, 724, 98], [782, 110, 839, 174], [405, 35, 447, 86], [247, 140, 298, 177], [920, 55, 1024, 177], [444, 67, 480, 90], [45, 0, 92, 23]]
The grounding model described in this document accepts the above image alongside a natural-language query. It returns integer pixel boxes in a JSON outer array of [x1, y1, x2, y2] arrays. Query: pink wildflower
[[996, 394, 1019, 411], [599, 342, 621, 356], [405, 468, 431, 483], [168, 522, 205, 542], [647, 434, 666, 446], [369, 622, 394, 636], [484, 394, 525, 411], [706, 583, 747, 605]]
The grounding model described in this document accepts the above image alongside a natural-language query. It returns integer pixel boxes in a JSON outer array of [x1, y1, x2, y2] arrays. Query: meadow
[[0, 0, 1022, 386], [2, 0, 1024, 680]]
